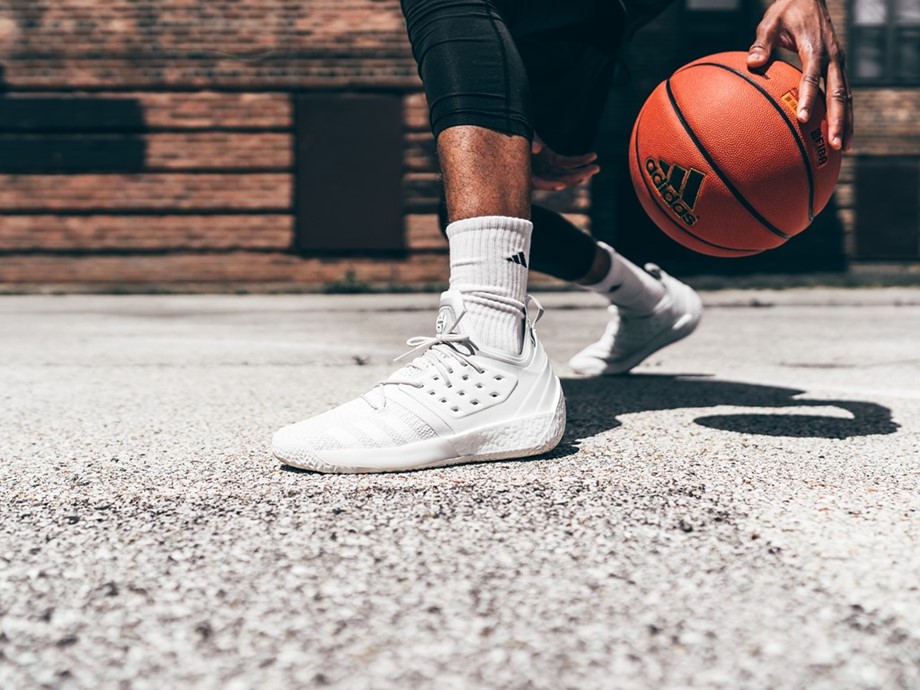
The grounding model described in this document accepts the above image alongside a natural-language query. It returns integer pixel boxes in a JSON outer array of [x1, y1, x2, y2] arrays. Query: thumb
[[748, 15, 779, 67], [531, 133, 544, 155]]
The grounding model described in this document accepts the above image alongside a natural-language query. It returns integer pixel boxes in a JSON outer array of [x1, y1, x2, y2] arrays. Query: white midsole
[[276, 391, 566, 474]]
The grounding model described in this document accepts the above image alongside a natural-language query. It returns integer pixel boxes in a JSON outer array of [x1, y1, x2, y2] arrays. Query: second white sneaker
[[272, 291, 566, 473], [569, 264, 702, 376]]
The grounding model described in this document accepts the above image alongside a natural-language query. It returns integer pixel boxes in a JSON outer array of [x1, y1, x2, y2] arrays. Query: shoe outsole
[[275, 391, 567, 474]]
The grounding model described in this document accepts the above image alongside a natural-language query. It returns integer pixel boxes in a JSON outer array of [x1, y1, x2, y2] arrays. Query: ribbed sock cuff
[[447, 216, 533, 354], [584, 242, 666, 315]]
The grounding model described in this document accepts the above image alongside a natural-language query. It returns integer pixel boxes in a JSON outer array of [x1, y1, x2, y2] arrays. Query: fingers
[[531, 143, 597, 169], [825, 56, 853, 151], [531, 139, 600, 190], [748, 13, 780, 67], [533, 178, 566, 192], [533, 164, 600, 191], [554, 151, 598, 169], [749, 0, 853, 147], [532, 133, 545, 155], [796, 48, 825, 123]]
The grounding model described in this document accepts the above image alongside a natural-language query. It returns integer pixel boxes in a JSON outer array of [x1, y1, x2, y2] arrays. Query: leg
[[271, 0, 566, 473], [491, 0, 669, 311], [500, 2, 703, 375], [438, 158, 702, 377], [403, 0, 542, 355], [404, 0, 532, 224], [437, 126, 530, 222]]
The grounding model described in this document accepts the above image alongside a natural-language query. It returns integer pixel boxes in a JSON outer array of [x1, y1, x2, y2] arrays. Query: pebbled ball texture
[[629, 51, 842, 258]]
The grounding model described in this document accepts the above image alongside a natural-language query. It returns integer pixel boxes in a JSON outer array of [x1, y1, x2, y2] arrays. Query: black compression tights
[[403, 0, 611, 283], [401, 0, 532, 140]]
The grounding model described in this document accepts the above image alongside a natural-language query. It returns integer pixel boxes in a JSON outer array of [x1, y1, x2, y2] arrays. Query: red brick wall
[[0, 1, 417, 89], [0, 0, 907, 289], [0, 1, 586, 288], [827, 0, 920, 256]]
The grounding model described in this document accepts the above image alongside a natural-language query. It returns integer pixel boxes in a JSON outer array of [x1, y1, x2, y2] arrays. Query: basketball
[[628, 51, 842, 257]]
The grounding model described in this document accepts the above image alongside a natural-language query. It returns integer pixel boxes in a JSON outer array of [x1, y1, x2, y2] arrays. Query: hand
[[531, 135, 601, 191], [747, 0, 853, 151]]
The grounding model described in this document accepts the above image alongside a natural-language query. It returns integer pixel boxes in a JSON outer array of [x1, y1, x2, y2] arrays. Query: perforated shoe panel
[[414, 358, 518, 418]]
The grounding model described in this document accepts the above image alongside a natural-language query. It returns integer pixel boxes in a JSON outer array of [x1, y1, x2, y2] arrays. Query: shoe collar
[[437, 290, 542, 365]]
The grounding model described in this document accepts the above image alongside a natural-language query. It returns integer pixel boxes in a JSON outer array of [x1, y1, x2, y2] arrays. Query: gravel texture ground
[[1, 290, 918, 689]]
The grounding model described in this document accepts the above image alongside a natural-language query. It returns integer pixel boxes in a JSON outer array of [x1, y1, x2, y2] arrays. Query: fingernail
[[798, 108, 809, 120], [831, 136, 841, 148]]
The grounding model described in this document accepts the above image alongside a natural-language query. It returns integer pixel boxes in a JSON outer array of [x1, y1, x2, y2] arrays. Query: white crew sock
[[583, 241, 666, 315], [446, 216, 532, 354]]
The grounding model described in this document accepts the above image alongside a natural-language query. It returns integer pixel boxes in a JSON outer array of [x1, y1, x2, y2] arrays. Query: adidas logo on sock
[[505, 251, 528, 267]]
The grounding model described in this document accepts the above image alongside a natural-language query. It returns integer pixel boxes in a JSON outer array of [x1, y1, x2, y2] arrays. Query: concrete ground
[[1, 288, 918, 690]]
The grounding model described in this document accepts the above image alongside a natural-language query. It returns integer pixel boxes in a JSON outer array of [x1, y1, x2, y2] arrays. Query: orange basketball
[[628, 51, 842, 257]]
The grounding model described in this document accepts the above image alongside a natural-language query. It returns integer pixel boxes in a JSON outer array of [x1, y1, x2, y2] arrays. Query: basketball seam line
[[633, 111, 763, 255], [664, 78, 792, 241], [687, 61, 816, 222]]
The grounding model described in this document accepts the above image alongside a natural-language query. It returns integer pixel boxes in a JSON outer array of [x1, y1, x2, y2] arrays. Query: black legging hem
[[434, 113, 532, 141]]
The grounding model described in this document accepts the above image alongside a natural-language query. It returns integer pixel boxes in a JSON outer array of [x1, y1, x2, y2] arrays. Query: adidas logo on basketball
[[644, 157, 705, 227]]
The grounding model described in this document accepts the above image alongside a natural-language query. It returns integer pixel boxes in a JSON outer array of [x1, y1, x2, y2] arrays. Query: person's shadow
[[545, 373, 899, 460], [279, 374, 899, 474]]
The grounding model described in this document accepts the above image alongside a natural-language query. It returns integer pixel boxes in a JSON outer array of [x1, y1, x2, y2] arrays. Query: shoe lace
[[362, 311, 485, 408], [361, 296, 546, 408]]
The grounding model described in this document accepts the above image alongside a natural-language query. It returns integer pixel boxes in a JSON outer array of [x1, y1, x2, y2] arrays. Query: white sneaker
[[272, 291, 566, 473], [568, 264, 702, 376]]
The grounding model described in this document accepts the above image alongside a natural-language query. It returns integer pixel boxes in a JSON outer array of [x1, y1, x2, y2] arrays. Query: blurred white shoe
[[272, 291, 565, 473], [569, 264, 702, 376]]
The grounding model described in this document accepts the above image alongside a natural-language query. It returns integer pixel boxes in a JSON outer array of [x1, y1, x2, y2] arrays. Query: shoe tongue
[[368, 292, 472, 406], [434, 306, 453, 336], [435, 290, 471, 337]]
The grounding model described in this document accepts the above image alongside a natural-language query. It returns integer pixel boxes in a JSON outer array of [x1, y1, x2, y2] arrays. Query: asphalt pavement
[[1, 289, 918, 689]]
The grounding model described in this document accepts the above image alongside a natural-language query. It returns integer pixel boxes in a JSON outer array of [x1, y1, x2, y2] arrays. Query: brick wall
[[0, 1, 398, 288], [0, 1, 416, 89], [828, 0, 920, 258], [0, 0, 587, 289], [0, 0, 913, 289]]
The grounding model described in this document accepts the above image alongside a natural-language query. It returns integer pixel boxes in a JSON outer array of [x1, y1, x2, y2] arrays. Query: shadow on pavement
[[558, 374, 899, 449], [278, 374, 899, 473]]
